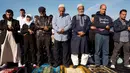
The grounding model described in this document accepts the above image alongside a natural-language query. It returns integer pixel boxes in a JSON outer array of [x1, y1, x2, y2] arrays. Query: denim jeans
[[94, 33, 109, 66]]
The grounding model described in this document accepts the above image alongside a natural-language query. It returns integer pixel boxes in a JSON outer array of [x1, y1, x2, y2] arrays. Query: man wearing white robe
[[0, 9, 21, 67]]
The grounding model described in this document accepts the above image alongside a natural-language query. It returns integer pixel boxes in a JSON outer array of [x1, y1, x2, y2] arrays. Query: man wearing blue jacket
[[94, 4, 113, 66]]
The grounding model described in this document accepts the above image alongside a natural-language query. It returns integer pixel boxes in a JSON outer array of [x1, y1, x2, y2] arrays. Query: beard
[[21, 15, 25, 18], [78, 12, 84, 15], [6, 17, 13, 21]]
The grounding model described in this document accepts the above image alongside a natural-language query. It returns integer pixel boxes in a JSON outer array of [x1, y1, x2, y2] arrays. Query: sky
[[0, 0, 130, 20]]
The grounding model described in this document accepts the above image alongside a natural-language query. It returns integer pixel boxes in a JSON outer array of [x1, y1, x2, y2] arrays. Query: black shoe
[[53, 64, 59, 68], [95, 65, 100, 67], [48, 62, 54, 66], [64, 65, 70, 68], [73, 65, 78, 68], [80, 64, 87, 68]]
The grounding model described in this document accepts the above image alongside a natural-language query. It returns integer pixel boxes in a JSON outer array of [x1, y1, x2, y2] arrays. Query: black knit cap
[[38, 6, 46, 12]]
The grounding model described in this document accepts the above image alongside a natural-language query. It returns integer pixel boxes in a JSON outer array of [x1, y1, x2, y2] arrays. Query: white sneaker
[[110, 65, 115, 68], [20, 64, 25, 67], [23, 64, 25, 66], [33, 64, 37, 67], [124, 65, 130, 68], [110, 60, 112, 63], [18, 62, 23, 67], [0, 64, 7, 68]]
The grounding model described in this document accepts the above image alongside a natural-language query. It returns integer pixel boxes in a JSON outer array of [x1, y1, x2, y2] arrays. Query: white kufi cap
[[58, 4, 65, 8], [77, 4, 84, 8]]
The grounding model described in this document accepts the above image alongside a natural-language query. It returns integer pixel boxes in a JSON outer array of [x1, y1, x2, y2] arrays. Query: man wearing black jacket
[[0, 9, 21, 67], [94, 4, 113, 66], [35, 7, 52, 66], [110, 9, 130, 68]]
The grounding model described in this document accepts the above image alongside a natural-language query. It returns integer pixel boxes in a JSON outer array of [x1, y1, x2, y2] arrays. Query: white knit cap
[[58, 4, 65, 8], [77, 4, 84, 8]]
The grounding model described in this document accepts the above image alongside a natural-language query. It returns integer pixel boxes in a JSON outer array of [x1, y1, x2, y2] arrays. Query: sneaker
[[110, 65, 115, 68], [110, 60, 112, 63], [33, 64, 37, 67], [0, 64, 7, 68], [18, 63, 23, 67], [124, 65, 130, 68], [22, 64, 25, 67]]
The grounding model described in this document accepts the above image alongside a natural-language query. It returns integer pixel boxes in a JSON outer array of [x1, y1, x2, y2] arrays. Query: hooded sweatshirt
[[94, 11, 113, 35]]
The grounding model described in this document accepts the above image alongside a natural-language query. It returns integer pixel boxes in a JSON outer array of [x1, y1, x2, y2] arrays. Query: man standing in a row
[[0, 9, 21, 67], [52, 4, 71, 67], [71, 4, 90, 68], [17, 8, 26, 66], [36, 7, 53, 67], [94, 4, 113, 66], [111, 9, 130, 68]]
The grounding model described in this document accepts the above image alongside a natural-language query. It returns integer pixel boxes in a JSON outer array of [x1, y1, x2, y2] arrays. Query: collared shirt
[[52, 13, 71, 41], [17, 16, 25, 29], [119, 18, 129, 42]]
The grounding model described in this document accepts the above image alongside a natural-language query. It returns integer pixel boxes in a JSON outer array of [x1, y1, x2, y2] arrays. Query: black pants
[[111, 42, 130, 65], [24, 34, 36, 65], [37, 34, 52, 65], [19, 33, 24, 65], [53, 40, 70, 67], [89, 30, 95, 55]]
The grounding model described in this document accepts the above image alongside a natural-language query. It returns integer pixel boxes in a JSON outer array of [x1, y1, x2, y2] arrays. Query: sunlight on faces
[[77, 6, 84, 15], [58, 7, 65, 16], [100, 4, 107, 15], [120, 11, 127, 20]]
